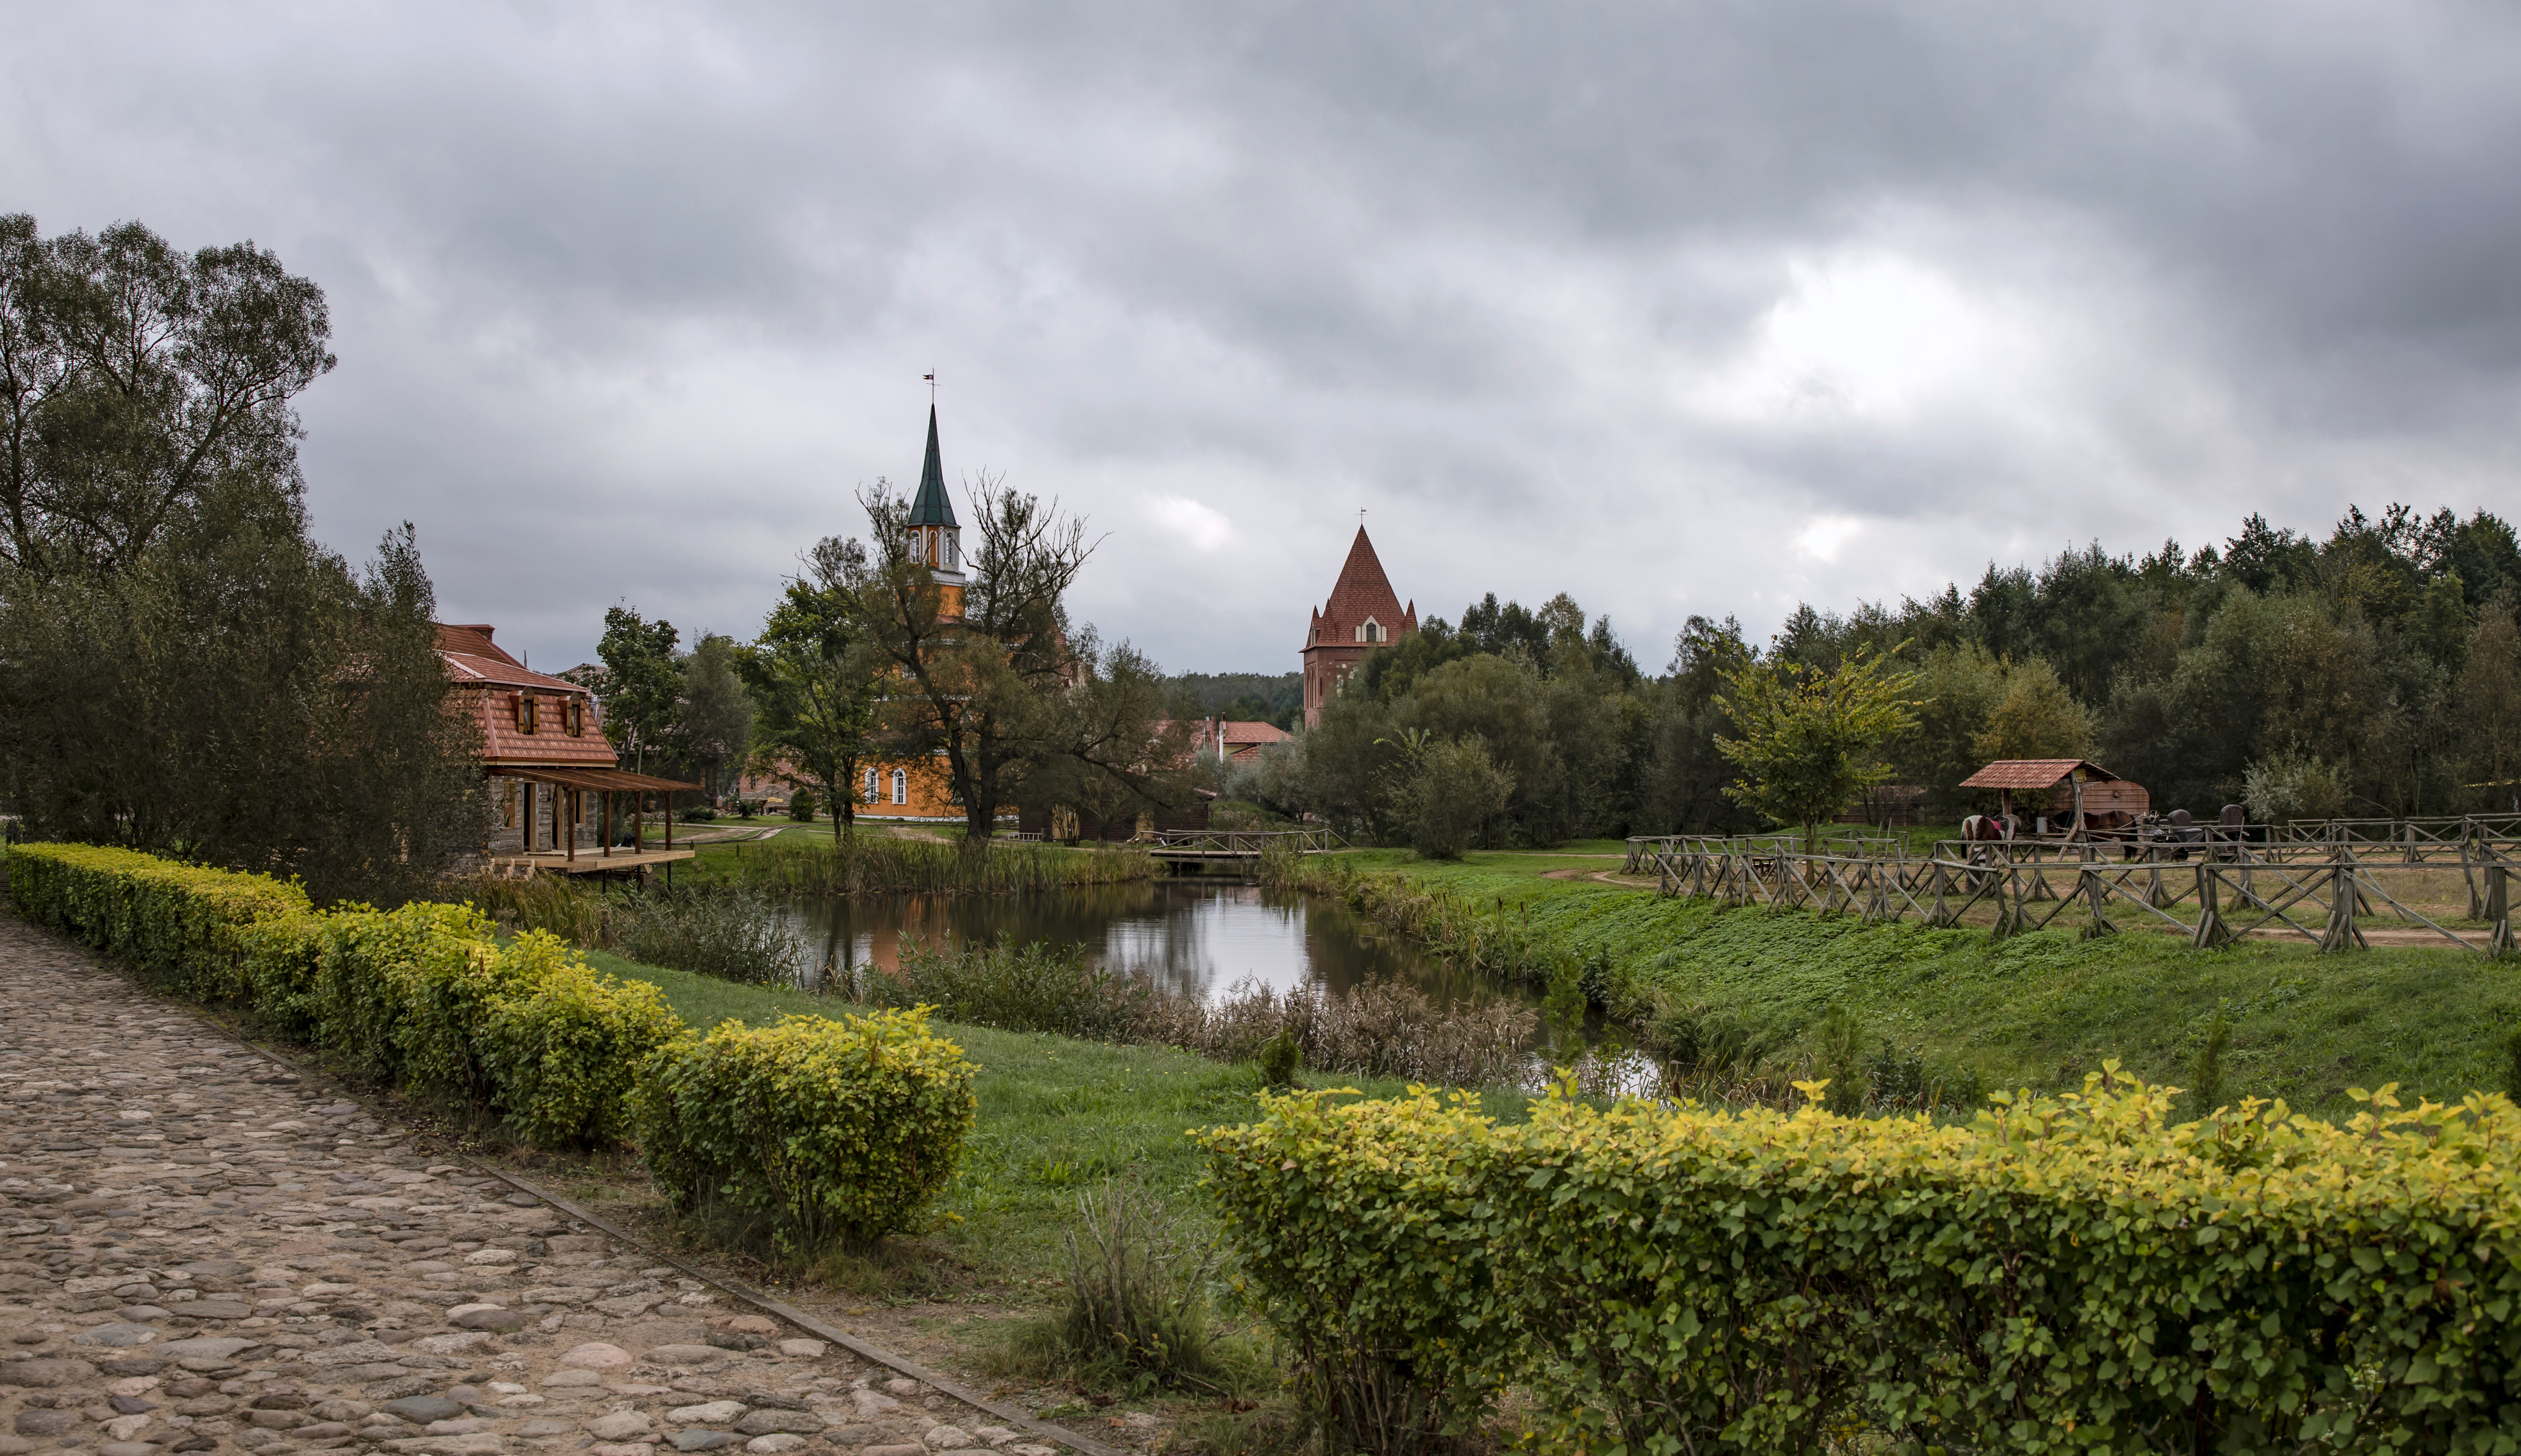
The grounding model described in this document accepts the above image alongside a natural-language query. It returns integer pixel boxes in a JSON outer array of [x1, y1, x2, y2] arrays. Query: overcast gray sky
[[9, 1, 2521, 674]]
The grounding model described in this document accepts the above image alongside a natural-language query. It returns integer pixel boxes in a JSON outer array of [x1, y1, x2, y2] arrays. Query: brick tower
[[1300, 526, 1416, 729]]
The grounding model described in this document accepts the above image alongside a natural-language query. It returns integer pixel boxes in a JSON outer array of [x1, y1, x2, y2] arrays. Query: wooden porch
[[485, 764, 702, 873]]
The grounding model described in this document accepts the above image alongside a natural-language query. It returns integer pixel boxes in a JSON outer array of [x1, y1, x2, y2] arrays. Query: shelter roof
[[1959, 758, 2128, 790], [487, 765, 697, 792], [1220, 720, 1289, 746], [908, 405, 957, 527], [1306, 526, 1414, 643]]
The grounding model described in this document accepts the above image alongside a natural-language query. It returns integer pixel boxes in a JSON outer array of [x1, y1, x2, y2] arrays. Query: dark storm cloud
[[8, 1, 2521, 671]]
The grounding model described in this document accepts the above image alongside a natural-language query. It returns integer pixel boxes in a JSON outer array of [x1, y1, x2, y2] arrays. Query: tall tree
[[735, 575, 882, 830], [677, 634, 755, 801], [826, 475, 1188, 842], [1716, 646, 1921, 850], [595, 606, 681, 776], [0, 215, 335, 580]]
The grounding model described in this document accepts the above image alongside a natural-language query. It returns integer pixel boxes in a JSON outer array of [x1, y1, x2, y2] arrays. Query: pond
[[776, 876, 1649, 1074]]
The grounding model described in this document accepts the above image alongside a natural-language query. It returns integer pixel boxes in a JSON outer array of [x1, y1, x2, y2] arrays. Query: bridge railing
[[1138, 825, 1346, 855]]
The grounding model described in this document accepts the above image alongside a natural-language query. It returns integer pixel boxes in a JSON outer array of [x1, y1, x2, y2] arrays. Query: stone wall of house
[[483, 778, 604, 855]]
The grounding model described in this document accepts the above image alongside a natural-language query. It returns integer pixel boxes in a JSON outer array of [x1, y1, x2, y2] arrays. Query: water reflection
[[776, 876, 1663, 1092]]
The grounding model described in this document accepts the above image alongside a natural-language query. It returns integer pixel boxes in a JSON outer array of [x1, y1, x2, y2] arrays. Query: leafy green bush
[[6, 841, 310, 995], [789, 790, 818, 822], [632, 1009, 976, 1253], [9, 842, 692, 1154], [1204, 1074, 2521, 1455], [480, 957, 686, 1148]]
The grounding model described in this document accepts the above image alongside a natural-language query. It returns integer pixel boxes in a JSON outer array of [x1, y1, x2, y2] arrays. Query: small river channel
[[773, 876, 1648, 1075]]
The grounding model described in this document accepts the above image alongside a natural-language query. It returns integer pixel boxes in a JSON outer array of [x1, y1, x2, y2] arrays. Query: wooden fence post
[[2193, 864, 2233, 949], [2490, 862, 2514, 956], [2081, 863, 2115, 939], [2321, 862, 2367, 953], [1929, 859, 1950, 927]]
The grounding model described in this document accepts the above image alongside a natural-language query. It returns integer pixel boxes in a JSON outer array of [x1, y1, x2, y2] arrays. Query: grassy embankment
[[573, 945, 1536, 1292], [1305, 842, 2521, 1114]]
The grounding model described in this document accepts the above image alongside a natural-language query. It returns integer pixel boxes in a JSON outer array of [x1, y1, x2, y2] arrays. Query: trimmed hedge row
[[6, 843, 975, 1246], [635, 1009, 975, 1252], [1203, 1074, 2521, 1455]]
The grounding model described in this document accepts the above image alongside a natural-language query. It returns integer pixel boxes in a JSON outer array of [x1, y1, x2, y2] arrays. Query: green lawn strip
[[585, 949, 1534, 1288], [1332, 848, 2520, 1113]]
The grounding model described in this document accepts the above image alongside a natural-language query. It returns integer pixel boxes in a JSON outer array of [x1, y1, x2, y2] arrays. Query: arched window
[[864, 768, 879, 804], [1358, 618, 1382, 644], [891, 769, 907, 806]]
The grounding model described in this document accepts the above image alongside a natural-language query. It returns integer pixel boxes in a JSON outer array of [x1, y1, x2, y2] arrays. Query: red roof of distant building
[[1959, 758, 2126, 790], [1220, 720, 1289, 747], [1305, 527, 1416, 648]]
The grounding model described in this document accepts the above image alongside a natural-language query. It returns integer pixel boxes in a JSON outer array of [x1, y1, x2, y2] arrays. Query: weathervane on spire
[[925, 371, 937, 405]]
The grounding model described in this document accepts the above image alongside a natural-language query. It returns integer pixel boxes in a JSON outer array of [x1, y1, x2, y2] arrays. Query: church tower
[[1299, 525, 1415, 728], [905, 405, 966, 620]]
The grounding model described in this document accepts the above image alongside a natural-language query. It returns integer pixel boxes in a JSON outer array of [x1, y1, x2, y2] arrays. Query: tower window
[[1358, 619, 1382, 644]]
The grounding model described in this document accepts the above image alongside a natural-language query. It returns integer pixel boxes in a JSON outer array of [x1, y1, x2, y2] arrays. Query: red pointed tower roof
[[1305, 526, 1414, 647]]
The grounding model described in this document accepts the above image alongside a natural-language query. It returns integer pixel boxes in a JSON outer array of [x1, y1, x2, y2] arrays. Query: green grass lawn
[[1320, 847, 2521, 1115], [581, 948, 1536, 1288]]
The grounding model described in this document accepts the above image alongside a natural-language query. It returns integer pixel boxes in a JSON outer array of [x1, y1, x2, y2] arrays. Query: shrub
[[681, 806, 719, 823], [632, 1010, 976, 1253], [6, 841, 309, 995], [789, 790, 817, 822], [9, 842, 710, 1157], [1203, 1074, 2521, 1455], [612, 882, 804, 986], [1257, 1027, 1302, 1089], [854, 938, 1147, 1038], [480, 961, 687, 1148]]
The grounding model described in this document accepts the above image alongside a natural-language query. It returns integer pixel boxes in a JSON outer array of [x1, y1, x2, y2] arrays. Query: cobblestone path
[[0, 917, 1068, 1456]]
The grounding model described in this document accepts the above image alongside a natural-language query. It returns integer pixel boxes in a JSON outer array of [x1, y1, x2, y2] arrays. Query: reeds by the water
[[847, 935, 1539, 1089], [733, 834, 1160, 896]]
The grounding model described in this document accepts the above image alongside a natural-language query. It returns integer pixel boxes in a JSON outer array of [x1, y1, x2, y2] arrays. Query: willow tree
[[1716, 645, 1922, 851]]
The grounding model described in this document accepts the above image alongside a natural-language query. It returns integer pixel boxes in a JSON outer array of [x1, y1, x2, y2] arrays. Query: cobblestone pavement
[[0, 917, 1083, 1456]]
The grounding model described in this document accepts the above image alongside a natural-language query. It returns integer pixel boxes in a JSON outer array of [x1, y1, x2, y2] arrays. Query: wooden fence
[[1624, 830, 2518, 956]]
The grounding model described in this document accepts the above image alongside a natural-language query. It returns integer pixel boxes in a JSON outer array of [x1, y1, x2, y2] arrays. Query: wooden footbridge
[[1139, 826, 1345, 864]]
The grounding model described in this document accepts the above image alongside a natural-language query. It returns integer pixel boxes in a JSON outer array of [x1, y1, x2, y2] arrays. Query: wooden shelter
[[1959, 758, 2151, 836], [437, 623, 700, 873]]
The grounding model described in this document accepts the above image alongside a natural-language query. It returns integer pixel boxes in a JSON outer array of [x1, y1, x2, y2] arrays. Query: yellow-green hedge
[[9, 842, 975, 1238], [7, 842, 310, 996], [632, 1010, 977, 1251], [1202, 1074, 2521, 1455]]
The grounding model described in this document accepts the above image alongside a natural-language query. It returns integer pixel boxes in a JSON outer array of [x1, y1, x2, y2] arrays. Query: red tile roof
[[1304, 527, 1415, 647], [1219, 720, 1289, 746], [1958, 758, 2125, 790], [436, 623, 619, 768]]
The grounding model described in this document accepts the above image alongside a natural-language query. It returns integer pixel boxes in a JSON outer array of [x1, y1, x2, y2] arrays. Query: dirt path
[[0, 917, 1105, 1456]]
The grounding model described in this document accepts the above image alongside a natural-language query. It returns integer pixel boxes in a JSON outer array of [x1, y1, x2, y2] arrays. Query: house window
[[864, 768, 879, 803], [513, 694, 538, 733], [892, 769, 907, 806], [563, 699, 584, 737]]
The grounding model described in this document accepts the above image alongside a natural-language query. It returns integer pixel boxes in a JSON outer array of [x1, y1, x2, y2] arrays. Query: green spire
[[908, 405, 957, 526]]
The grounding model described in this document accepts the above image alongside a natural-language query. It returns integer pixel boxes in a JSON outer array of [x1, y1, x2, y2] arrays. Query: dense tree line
[[1233, 505, 2521, 848]]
